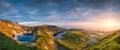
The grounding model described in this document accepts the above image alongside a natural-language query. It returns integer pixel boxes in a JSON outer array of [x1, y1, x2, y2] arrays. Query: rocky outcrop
[[31, 26, 57, 50], [0, 20, 24, 37]]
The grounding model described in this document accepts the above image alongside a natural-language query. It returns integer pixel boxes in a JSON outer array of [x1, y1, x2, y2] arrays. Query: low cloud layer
[[18, 22, 41, 26]]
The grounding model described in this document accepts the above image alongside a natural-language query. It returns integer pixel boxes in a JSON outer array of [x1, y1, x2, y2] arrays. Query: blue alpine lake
[[17, 35, 36, 43]]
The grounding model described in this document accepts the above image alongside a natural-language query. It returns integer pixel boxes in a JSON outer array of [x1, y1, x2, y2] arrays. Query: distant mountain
[[21, 25, 65, 35]]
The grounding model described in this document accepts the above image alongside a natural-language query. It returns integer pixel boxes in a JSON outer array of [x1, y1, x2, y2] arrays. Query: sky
[[1, 0, 120, 31]]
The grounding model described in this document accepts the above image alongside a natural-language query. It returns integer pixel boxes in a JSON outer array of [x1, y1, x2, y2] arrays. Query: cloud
[[1, 0, 120, 31], [18, 22, 41, 26], [0, 13, 7, 17], [47, 11, 58, 19], [0, 1, 11, 8], [45, 20, 120, 31], [15, 15, 23, 18], [44, 10, 120, 31], [10, 9, 18, 14], [27, 9, 38, 14], [21, 0, 120, 11], [47, 15, 57, 19]]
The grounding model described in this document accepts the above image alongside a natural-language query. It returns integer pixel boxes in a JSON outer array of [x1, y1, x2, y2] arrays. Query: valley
[[0, 20, 120, 50], [1, 0, 120, 50]]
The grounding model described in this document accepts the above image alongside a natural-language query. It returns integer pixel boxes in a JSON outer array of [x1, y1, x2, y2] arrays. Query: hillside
[[19, 24, 65, 50], [0, 32, 36, 50], [33, 26, 56, 50], [0, 20, 66, 50], [86, 31, 120, 50], [0, 20, 24, 37], [0, 20, 120, 50], [55, 29, 90, 50]]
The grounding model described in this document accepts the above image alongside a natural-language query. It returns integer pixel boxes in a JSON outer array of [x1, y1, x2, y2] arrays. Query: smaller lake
[[17, 35, 36, 43], [87, 38, 98, 44], [54, 32, 66, 38]]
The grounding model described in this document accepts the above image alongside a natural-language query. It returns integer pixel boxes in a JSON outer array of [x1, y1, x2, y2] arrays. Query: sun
[[102, 19, 118, 27], [105, 20, 116, 26]]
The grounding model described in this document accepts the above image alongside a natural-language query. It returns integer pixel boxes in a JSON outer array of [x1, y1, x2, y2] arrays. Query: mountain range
[[0, 20, 120, 50]]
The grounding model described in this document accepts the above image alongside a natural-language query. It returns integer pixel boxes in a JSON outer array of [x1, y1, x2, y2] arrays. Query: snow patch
[[28, 31, 32, 34]]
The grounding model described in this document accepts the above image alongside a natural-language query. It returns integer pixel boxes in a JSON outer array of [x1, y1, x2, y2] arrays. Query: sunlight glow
[[98, 19, 120, 31], [46, 18, 120, 31], [103, 19, 117, 27]]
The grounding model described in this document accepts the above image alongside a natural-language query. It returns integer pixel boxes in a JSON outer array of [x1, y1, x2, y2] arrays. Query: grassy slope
[[86, 32, 120, 50], [16, 25, 65, 50], [0, 32, 36, 50], [2, 20, 120, 50], [31, 26, 57, 50], [56, 30, 89, 50]]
